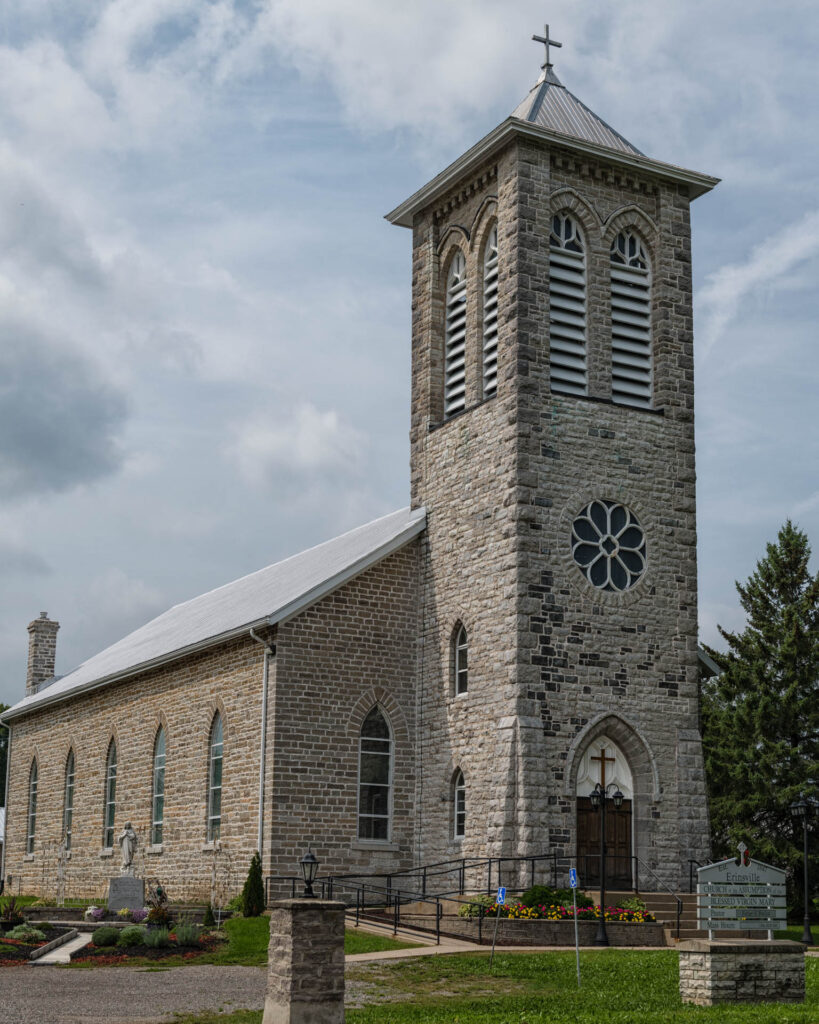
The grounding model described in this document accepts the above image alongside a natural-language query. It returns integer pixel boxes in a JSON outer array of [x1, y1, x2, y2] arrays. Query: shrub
[[174, 921, 202, 947], [6, 924, 46, 942], [458, 894, 496, 918], [520, 885, 593, 909], [91, 926, 120, 948], [146, 884, 172, 927], [1, 897, 25, 925], [241, 852, 265, 918], [202, 903, 216, 927], [619, 896, 647, 913], [225, 893, 243, 913], [117, 926, 148, 948], [143, 927, 171, 949]]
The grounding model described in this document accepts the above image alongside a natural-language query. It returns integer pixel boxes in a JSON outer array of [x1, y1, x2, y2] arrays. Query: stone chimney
[[26, 612, 59, 696]]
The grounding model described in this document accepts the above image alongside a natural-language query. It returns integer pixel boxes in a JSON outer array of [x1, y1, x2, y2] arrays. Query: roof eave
[[0, 510, 427, 724], [385, 118, 719, 228]]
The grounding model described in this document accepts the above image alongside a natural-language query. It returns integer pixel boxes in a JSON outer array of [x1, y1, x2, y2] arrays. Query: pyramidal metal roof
[[2, 506, 426, 721], [511, 65, 643, 156]]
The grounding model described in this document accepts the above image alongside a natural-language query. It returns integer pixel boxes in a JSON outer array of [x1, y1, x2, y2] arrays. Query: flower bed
[[70, 930, 223, 965], [482, 901, 655, 923], [0, 924, 74, 965]]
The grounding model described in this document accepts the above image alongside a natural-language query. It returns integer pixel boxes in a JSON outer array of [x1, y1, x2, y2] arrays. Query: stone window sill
[[24, 853, 34, 862], [99, 848, 113, 859], [201, 843, 216, 853], [351, 840, 399, 852], [146, 844, 164, 856]]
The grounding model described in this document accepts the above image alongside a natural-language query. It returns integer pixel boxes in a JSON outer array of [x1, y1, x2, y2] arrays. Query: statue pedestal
[[108, 876, 145, 913]]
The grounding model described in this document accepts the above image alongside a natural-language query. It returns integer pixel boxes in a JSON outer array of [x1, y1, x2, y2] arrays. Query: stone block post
[[679, 939, 805, 1005], [263, 899, 346, 1024]]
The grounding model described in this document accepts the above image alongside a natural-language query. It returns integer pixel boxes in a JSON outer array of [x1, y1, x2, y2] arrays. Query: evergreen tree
[[0, 704, 8, 806], [240, 851, 265, 917], [702, 521, 819, 873]]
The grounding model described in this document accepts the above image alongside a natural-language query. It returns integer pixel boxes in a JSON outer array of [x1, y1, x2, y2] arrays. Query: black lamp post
[[589, 782, 624, 947], [789, 799, 814, 945], [300, 850, 319, 899]]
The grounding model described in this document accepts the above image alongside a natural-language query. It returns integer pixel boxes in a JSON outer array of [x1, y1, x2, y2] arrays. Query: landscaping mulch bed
[[71, 932, 224, 966], [0, 924, 74, 965]]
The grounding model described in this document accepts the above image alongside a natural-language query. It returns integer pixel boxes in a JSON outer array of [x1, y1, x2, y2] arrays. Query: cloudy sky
[[0, 0, 816, 707]]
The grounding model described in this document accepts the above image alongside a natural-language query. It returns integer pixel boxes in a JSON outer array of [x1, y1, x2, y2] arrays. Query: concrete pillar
[[262, 899, 345, 1024], [26, 612, 59, 696]]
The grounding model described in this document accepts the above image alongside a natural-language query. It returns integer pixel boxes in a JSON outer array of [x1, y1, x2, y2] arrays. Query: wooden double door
[[576, 797, 633, 889]]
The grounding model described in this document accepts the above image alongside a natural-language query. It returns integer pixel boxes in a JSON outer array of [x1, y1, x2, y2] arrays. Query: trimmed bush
[[241, 851, 265, 918], [91, 926, 120, 948], [174, 921, 202, 947], [619, 896, 647, 913], [6, 924, 46, 942], [117, 925, 148, 948], [520, 885, 593, 909], [143, 926, 171, 949], [202, 903, 216, 927]]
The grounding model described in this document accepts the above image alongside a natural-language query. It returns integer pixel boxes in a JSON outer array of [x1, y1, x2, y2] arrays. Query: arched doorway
[[575, 737, 633, 888]]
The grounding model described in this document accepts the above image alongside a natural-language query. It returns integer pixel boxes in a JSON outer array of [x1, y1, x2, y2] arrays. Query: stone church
[[1, 37, 718, 902]]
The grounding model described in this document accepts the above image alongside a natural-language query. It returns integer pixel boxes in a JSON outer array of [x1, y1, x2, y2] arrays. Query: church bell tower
[[387, 28, 719, 889]]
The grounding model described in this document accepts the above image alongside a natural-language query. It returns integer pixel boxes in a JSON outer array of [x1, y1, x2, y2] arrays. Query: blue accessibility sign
[[569, 868, 578, 888], [496, 886, 506, 905]]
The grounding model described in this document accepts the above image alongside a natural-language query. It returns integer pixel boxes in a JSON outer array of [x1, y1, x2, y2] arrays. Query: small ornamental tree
[[701, 521, 819, 877], [241, 851, 265, 918]]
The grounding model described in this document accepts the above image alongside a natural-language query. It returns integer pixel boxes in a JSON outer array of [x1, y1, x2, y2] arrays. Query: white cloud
[[697, 209, 819, 360], [226, 403, 366, 485]]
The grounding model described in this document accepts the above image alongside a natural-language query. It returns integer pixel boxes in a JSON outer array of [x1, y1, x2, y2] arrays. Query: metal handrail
[[688, 858, 712, 894], [633, 857, 683, 940]]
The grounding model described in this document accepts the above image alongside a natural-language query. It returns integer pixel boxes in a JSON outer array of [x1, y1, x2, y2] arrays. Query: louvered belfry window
[[549, 213, 587, 395], [482, 226, 499, 397], [610, 230, 652, 407], [444, 250, 468, 417]]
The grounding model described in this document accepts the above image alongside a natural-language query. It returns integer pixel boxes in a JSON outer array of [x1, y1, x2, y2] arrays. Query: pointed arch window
[[610, 230, 652, 407], [453, 769, 466, 839], [444, 250, 468, 417], [454, 625, 468, 695], [26, 760, 38, 854], [63, 751, 75, 852], [207, 714, 223, 843], [549, 213, 587, 395], [358, 706, 392, 841], [482, 225, 499, 397], [103, 740, 117, 849], [151, 727, 166, 846]]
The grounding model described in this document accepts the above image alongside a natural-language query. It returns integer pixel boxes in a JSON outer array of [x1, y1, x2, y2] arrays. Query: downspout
[[1, 720, 11, 892], [249, 629, 275, 862]]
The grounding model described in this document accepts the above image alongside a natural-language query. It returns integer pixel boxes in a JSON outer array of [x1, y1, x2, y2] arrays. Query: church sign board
[[697, 845, 786, 936]]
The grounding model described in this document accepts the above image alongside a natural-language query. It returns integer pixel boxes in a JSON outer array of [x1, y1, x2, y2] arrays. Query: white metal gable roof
[[511, 66, 643, 156], [2, 506, 426, 722]]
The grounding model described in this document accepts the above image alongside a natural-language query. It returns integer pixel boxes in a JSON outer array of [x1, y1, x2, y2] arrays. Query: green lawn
[[775, 926, 818, 947], [0, 894, 38, 913], [173, 949, 819, 1024], [344, 929, 422, 955]]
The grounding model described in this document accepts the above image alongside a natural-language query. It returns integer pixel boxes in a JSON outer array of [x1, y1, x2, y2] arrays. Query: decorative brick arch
[[436, 225, 470, 258], [549, 187, 602, 243], [346, 689, 409, 747], [603, 205, 659, 259], [469, 198, 497, 254], [564, 712, 660, 802]]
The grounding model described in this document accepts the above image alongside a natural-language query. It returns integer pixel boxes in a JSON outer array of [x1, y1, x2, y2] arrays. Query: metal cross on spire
[[532, 23, 562, 68]]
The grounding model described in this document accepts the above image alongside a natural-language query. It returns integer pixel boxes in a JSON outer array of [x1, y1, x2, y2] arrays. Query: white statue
[[118, 822, 138, 875]]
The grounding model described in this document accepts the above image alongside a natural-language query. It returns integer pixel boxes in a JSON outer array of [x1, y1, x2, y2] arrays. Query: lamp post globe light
[[300, 850, 319, 899], [589, 782, 624, 947], [789, 798, 814, 945]]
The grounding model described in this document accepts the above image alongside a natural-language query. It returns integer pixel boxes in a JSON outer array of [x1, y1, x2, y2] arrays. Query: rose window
[[571, 500, 646, 592]]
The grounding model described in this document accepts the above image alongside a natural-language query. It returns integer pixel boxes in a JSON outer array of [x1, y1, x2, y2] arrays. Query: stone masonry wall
[[266, 544, 419, 885], [409, 148, 523, 870], [408, 133, 709, 888], [5, 636, 265, 901], [510, 139, 710, 888]]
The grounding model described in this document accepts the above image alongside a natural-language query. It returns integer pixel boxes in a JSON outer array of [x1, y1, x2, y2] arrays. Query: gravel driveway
[[0, 964, 267, 1023]]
